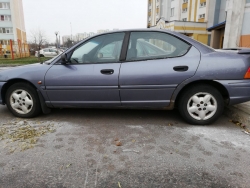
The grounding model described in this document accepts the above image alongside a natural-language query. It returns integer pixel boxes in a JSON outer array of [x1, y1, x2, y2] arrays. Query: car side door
[[44, 33, 125, 108], [119, 31, 201, 108], [49, 49, 58, 57], [43, 49, 50, 57]]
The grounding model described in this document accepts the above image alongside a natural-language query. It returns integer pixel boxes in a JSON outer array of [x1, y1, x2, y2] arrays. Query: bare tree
[[64, 38, 74, 48], [29, 28, 47, 59]]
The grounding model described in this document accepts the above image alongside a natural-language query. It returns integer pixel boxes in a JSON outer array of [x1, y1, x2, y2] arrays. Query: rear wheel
[[178, 85, 224, 125], [39, 54, 44, 57], [5, 83, 41, 118]]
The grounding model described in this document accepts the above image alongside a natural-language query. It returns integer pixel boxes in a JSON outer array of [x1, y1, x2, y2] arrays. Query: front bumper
[[0, 81, 6, 104], [216, 80, 250, 105]]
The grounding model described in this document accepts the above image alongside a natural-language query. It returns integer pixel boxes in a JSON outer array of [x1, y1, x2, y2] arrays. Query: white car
[[35, 48, 61, 57]]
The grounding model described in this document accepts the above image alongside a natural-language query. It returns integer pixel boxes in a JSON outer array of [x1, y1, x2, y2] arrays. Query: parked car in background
[[35, 48, 61, 57], [59, 47, 68, 51], [1, 29, 250, 125]]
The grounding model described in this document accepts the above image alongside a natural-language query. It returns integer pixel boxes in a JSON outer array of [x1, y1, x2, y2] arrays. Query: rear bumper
[[216, 80, 250, 105], [0, 82, 6, 104]]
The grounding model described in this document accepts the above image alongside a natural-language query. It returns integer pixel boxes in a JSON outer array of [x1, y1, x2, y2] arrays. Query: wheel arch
[[174, 80, 230, 108], [1, 79, 38, 104]]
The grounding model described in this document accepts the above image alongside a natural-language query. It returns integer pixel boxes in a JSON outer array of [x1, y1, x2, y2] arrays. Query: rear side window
[[126, 32, 191, 61]]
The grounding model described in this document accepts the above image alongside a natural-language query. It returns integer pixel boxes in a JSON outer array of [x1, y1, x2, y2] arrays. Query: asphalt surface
[[0, 67, 11, 71], [0, 105, 250, 188]]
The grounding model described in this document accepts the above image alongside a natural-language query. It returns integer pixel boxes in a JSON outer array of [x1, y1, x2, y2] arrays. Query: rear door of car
[[119, 31, 201, 108], [44, 32, 125, 108]]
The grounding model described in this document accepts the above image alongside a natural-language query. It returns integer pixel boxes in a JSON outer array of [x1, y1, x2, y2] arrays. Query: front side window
[[49, 49, 57, 53], [70, 33, 124, 64], [126, 32, 191, 61]]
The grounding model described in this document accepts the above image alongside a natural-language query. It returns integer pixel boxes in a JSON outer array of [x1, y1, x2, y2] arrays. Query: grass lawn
[[0, 56, 51, 66]]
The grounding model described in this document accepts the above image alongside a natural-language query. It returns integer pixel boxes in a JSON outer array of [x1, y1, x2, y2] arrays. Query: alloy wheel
[[9, 89, 34, 115], [187, 92, 217, 121]]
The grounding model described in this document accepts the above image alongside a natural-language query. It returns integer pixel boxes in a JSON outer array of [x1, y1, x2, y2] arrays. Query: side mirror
[[61, 53, 68, 64]]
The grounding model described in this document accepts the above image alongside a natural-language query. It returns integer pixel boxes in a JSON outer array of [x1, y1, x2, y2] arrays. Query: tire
[[5, 83, 42, 118], [178, 84, 224, 125], [39, 54, 44, 57]]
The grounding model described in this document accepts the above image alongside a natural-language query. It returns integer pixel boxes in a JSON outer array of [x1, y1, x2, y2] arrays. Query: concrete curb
[[0, 65, 20, 67], [224, 104, 250, 129]]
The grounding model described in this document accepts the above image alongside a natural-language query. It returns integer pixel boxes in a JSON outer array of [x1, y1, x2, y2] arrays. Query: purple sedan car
[[0, 29, 250, 125]]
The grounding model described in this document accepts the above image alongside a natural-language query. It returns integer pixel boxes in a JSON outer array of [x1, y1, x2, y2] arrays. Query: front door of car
[[119, 31, 201, 108], [43, 49, 50, 57], [44, 33, 125, 108], [49, 49, 58, 57]]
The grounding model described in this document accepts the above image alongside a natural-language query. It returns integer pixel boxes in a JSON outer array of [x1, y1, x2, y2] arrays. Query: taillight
[[244, 68, 250, 79]]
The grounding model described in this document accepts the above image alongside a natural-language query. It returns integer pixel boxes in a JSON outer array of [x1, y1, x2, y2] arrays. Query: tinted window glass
[[70, 33, 125, 64], [126, 32, 191, 61], [49, 49, 57, 52]]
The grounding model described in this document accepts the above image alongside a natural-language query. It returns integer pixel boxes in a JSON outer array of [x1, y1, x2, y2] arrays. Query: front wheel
[[178, 85, 224, 125], [5, 83, 41, 118]]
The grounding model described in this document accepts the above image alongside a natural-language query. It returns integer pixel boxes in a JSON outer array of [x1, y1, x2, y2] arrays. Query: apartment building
[[97, 29, 109, 34], [0, 0, 26, 45], [207, 0, 250, 48], [148, 0, 210, 45], [62, 35, 71, 44], [148, 0, 250, 48], [148, 0, 208, 25]]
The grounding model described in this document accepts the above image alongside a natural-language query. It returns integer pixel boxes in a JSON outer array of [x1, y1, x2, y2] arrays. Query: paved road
[[0, 105, 250, 188], [0, 67, 10, 71], [0, 67, 16, 71]]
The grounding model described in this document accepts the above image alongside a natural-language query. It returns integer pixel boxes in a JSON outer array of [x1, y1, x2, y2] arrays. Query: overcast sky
[[22, 0, 148, 43]]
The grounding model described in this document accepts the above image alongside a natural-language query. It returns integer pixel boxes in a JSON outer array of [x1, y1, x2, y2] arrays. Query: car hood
[[0, 63, 52, 82]]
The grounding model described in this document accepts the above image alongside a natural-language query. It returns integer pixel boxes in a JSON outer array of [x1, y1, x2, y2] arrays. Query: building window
[[0, 27, 13, 34], [183, 0, 188, 3], [199, 14, 205, 19], [0, 3, 10, 9], [200, 2, 206, 7], [0, 15, 11, 21], [0, 40, 10, 45], [182, 18, 187, 21], [171, 8, 174, 17], [182, 8, 187, 13]]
